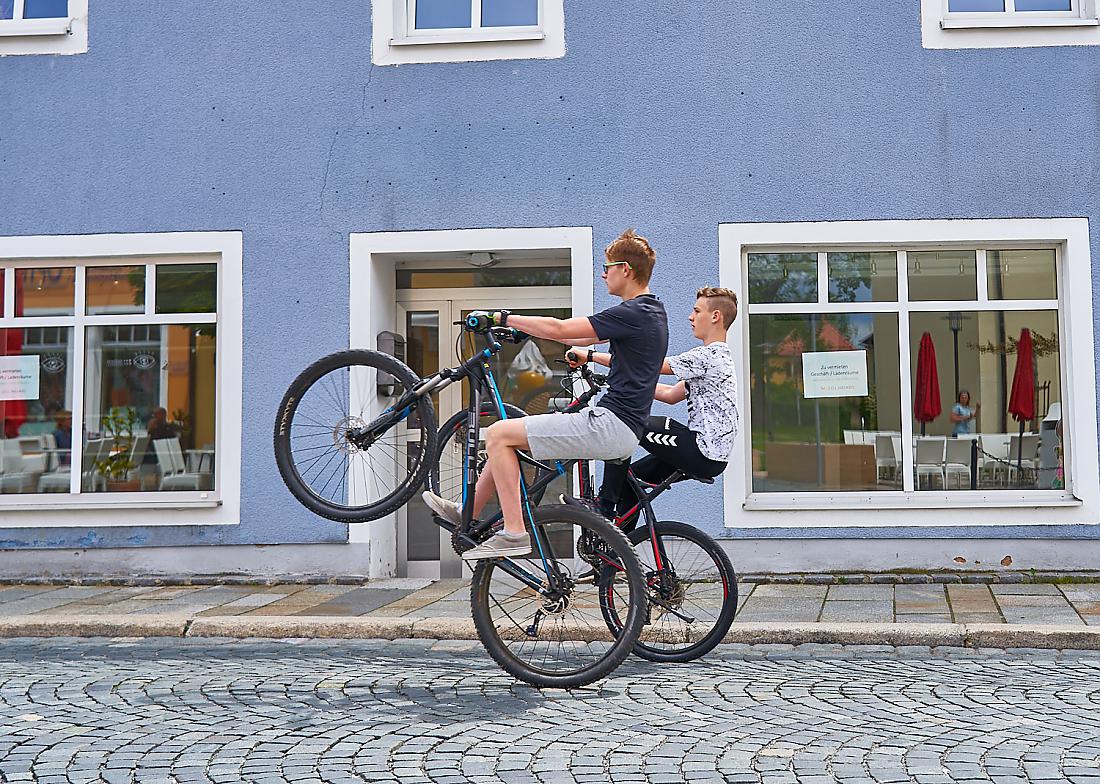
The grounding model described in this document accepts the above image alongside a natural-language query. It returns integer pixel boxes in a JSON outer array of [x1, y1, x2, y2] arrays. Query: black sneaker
[[560, 494, 613, 521]]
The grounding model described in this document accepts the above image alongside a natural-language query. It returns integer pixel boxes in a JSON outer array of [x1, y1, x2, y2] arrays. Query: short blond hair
[[605, 228, 656, 285], [696, 286, 738, 329]]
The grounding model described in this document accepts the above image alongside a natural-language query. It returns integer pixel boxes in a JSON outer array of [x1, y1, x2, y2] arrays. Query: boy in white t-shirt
[[568, 286, 740, 522]]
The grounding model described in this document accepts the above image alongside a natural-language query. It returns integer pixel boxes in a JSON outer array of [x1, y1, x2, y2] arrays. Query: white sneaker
[[422, 490, 462, 526], [460, 532, 532, 560]]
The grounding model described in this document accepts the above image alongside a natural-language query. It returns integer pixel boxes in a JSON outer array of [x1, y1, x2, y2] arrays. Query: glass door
[[394, 285, 573, 577]]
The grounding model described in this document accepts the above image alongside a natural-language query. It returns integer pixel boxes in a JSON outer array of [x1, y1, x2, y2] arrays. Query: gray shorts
[[524, 406, 639, 462]]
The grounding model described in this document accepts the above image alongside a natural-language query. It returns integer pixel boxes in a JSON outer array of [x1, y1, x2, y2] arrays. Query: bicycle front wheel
[[274, 349, 437, 523], [470, 504, 646, 689], [606, 520, 738, 663]]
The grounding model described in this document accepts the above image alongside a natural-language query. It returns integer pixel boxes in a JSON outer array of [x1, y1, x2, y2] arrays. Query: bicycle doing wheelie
[[273, 311, 647, 688], [430, 358, 739, 663]]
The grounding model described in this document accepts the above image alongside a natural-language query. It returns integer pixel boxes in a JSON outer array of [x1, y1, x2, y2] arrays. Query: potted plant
[[94, 406, 141, 491]]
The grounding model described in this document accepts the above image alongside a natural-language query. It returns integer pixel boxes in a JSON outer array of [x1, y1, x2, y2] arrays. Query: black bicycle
[[430, 360, 738, 663], [274, 312, 647, 688]]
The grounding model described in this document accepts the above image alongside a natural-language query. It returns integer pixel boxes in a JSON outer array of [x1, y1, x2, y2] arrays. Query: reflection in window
[[987, 249, 1056, 300], [748, 313, 901, 492], [86, 266, 145, 316], [1015, 0, 1072, 8], [23, 0, 68, 18], [155, 264, 217, 314], [83, 324, 216, 492], [828, 252, 898, 303], [396, 265, 570, 289], [16, 268, 75, 316], [482, 0, 538, 26], [415, 0, 472, 29], [747, 253, 817, 304], [0, 327, 74, 493], [948, 0, 1004, 9], [908, 310, 1061, 491], [907, 250, 977, 301]]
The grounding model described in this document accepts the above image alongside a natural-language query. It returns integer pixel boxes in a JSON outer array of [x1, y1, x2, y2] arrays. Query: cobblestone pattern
[[0, 639, 1096, 783]]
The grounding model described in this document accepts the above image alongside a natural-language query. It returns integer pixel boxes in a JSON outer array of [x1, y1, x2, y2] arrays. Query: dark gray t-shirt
[[587, 294, 669, 439]]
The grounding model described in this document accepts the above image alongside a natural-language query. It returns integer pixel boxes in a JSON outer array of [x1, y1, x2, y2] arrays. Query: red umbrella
[[0, 274, 26, 439], [1008, 328, 1035, 423], [1008, 328, 1036, 474], [913, 332, 941, 436]]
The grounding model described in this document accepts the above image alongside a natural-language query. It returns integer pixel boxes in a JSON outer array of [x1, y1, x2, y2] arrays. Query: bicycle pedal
[[574, 570, 597, 585]]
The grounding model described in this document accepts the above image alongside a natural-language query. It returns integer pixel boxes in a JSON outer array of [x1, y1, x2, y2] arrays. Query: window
[[372, 0, 564, 65], [0, 232, 242, 527], [922, 0, 1100, 48], [0, 0, 87, 56], [719, 219, 1099, 530]]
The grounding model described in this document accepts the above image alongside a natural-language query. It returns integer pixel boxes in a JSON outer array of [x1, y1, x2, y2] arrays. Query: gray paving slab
[[998, 607, 1085, 626], [1059, 584, 1100, 601], [293, 588, 415, 617], [827, 585, 894, 601], [819, 600, 893, 623], [734, 598, 823, 623], [994, 594, 1075, 608], [749, 584, 828, 599], [991, 584, 1062, 595], [894, 613, 953, 624]]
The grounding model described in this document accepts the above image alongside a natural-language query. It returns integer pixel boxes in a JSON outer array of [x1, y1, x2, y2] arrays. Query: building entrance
[[393, 262, 573, 577]]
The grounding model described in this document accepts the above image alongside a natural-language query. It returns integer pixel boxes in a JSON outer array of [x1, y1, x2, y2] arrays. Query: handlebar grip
[[566, 351, 579, 363]]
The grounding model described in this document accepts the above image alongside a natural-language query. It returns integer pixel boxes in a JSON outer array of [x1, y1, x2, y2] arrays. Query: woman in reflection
[[951, 390, 980, 437], [52, 410, 72, 467]]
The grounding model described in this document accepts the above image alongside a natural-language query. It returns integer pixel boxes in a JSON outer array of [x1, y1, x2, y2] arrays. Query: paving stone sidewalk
[[0, 577, 1097, 626]]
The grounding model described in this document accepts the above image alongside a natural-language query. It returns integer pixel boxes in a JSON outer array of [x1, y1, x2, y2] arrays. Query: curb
[[0, 615, 1098, 649]]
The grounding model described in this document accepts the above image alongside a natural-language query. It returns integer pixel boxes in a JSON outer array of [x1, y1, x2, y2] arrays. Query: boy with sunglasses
[[422, 229, 668, 559]]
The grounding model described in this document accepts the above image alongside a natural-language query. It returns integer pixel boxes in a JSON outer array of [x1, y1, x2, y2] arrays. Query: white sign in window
[[0, 355, 39, 400], [802, 351, 868, 399]]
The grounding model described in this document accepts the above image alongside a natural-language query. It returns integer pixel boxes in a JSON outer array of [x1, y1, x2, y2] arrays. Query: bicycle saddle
[[672, 471, 715, 485]]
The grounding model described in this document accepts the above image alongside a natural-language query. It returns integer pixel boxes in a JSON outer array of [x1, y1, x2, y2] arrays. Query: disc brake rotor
[[333, 415, 367, 454]]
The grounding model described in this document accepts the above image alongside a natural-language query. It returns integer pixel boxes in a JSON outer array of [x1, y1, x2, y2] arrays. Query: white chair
[[945, 438, 975, 489], [914, 437, 947, 489], [154, 437, 203, 490], [0, 439, 34, 493], [1008, 433, 1041, 486], [979, 434, 1011, 486], [875, 434, 898, 484]]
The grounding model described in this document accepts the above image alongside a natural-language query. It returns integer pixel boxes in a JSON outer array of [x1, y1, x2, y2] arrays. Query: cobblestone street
[[0, 639, 1096, 783]]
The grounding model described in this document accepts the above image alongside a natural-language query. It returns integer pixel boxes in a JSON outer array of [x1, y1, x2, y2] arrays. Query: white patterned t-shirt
[[667, 342, 740, 462]]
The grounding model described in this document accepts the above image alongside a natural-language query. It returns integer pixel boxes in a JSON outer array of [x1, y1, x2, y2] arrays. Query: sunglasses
[[602, 260, 632, 271]]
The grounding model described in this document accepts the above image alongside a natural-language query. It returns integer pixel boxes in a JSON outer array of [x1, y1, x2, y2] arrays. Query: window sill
[[391, 29, 545, 46], [0, 496, 221, 511], [941, 16, 1099, 29], [744, 490, 1081, 512], [0, 17, 71, 36]]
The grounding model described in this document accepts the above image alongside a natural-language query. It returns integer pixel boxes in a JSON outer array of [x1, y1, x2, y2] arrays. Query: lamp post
[[946, 311, 967, 399]]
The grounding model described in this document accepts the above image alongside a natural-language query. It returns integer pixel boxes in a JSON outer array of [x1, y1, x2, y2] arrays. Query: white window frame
[[718, 218, 1099, 530], [372, 0, 564, 66], [922, 0, 1100, 47], [0, 0, 87, 56], [0, 231, 242, 528]]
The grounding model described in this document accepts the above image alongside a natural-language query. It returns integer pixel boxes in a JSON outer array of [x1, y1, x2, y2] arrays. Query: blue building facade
[[1, 1, 1099, 577]]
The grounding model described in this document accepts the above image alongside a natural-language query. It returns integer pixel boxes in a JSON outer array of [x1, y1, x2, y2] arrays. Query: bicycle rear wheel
[[274, 349, 437, 522], [470, 504, 646, 689], [604, 520, 738, 663]]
